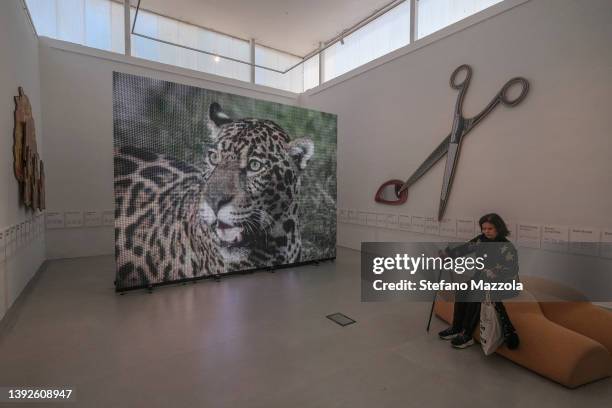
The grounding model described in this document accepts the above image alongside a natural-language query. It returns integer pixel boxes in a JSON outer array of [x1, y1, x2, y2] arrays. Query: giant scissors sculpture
[[374, 65, 529, 220]]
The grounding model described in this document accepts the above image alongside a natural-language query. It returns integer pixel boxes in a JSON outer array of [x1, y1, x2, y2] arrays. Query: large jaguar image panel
[[113, 72, 337, 290]]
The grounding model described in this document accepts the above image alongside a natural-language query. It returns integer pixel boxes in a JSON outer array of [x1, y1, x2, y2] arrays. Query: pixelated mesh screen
[[113, 72, 337, 290]]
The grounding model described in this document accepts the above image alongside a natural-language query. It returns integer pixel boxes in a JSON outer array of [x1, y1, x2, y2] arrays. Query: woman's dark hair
[[479, 213, 510, 238]]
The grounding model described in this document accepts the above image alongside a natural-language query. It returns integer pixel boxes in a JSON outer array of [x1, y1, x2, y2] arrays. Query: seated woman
[[438, 213, 519, 349]]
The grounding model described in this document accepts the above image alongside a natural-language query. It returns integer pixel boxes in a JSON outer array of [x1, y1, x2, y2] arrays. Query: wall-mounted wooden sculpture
[[13, 87, 45, 210]]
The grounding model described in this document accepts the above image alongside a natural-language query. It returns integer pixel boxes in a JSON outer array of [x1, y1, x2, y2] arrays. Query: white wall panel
[[301, 0, 612, 250], [0, 0, 46, 322]]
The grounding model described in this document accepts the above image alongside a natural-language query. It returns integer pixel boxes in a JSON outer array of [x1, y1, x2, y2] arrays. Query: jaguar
[[114, 102, 314, 289], [199, 102, 314, 271]]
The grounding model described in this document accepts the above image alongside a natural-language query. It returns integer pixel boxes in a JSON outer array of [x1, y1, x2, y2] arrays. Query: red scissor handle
[[374, 179, 408, 205]]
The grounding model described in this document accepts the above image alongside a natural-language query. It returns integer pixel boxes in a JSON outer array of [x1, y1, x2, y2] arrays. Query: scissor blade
[[398, 133, 451, 193], [438, 142, 461, 221]]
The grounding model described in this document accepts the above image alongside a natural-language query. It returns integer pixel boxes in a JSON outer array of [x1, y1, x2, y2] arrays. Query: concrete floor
[[0, 247, 610, 408]]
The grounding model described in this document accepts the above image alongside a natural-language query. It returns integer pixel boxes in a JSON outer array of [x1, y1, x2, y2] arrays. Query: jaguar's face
[[198, 103, 314, 263]]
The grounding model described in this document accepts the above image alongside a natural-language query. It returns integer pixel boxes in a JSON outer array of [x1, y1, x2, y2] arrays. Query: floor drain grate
[[326, 313, 356, 327]]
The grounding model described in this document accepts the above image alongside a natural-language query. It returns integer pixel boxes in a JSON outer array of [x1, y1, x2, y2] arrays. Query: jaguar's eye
[[208, 150, 219, 165], [247, 159, 262, 173]]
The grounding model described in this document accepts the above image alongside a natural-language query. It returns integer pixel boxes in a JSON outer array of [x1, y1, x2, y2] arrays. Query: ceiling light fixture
[[214, 55, 220, 63]]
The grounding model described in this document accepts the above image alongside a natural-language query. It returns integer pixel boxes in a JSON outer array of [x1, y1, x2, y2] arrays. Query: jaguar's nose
[[210, 194, 233, 214]]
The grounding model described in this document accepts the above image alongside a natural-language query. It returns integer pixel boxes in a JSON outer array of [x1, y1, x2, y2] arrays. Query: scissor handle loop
[[374, 179, 408, 205], [500, 77, 529, 106], [450, 64, 472, 90]]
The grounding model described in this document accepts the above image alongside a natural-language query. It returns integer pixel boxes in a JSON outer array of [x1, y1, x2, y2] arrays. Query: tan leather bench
[[521, 276, 612, 354], [540, 302, 612, 355], [434, 290, 612, 388]]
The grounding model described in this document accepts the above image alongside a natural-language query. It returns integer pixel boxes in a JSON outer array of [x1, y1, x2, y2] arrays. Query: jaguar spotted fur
[[200, 102, 314, 271], [114, 103, 314, 289]]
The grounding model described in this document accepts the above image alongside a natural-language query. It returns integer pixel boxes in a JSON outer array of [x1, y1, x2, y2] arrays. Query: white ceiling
[[135, 0, 396, 56]]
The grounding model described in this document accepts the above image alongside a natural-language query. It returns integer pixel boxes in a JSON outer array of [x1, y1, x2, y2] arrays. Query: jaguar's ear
[[208, 102, 233, 138], [288, 138, 314, 170]]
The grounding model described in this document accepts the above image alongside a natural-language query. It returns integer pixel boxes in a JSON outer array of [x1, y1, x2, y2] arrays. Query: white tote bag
[[480, 296, 504, 356]]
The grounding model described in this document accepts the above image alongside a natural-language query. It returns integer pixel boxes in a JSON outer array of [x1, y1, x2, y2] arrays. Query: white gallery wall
[[28, 0, 612, 269], [300, 0, 612, 250], [39, 39, 299, 259], [0, 0, 46, 321]]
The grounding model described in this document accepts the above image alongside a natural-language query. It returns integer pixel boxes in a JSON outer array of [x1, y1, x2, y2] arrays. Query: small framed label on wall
[[46, 212, 64, 229]]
